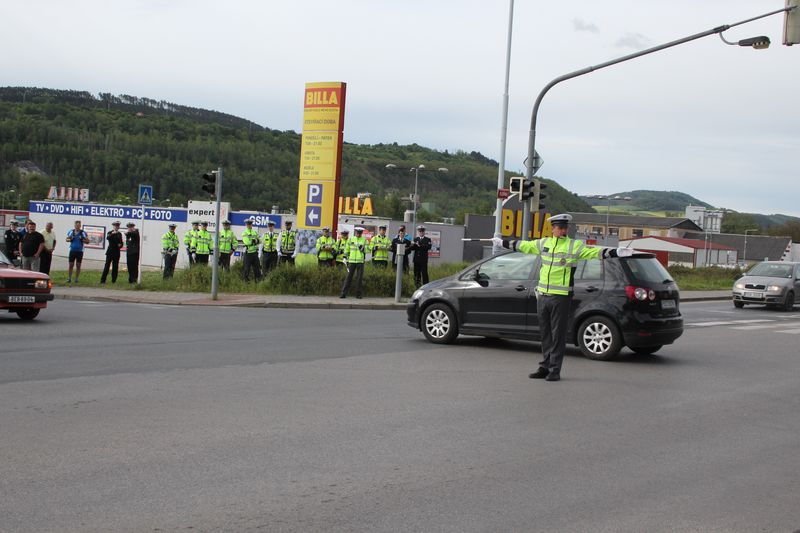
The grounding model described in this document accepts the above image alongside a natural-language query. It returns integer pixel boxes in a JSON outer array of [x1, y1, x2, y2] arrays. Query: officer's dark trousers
[[186, 247, 195, 265], [163, 254, 176, 279], [101, 254, 120, 283], [341, 262, 364, 297], [262, 251, 278, 273], [39, 250, 52, 275], [218, 253, 232, 270], [318, 259, 335, 267], [127, 253, 139, 283], [195, 254, 209, 265], [280, 254, 295, 266], [413, 259, 429, 287], [372, 260, 387, 268], [537, 294, 571, 374], [242, 252, 261, 282]]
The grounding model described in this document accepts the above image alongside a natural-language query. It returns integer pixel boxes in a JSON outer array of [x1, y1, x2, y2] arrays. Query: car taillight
[[625, 285, 656, 302]]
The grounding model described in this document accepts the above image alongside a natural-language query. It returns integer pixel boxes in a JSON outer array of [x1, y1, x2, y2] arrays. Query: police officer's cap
[[244, 217, 254, 224], [192, 220, 200, 225], [222, 219, 231, 225], [354, 226, 364, 232], [378, 225, 387, 229], [201, 221, 209, 226], [9, 220, 18, 226], [322, 226, 330, 231], [417, 225, 426, 231], [168, 223, 177, 228], [548, 213, 573, 226], [285, 220, 293, 225], [341, 229, 350, 234], [112, 221, 121, 226], [126, 222, 135, 227], [267, 220, 275, 226]]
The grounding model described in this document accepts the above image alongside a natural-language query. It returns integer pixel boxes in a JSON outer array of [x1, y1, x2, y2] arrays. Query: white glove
[[491, 237, 504, 248], [616, 247, 634, 257]]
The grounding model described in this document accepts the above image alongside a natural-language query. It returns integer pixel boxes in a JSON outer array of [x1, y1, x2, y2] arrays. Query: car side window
[[475, 252, 537, 281], [576, 260, 602, 280]]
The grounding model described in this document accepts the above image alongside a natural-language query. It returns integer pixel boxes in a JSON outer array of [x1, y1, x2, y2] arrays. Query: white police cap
[[548, 213, 573, 226], [354, 226, 365, 232]]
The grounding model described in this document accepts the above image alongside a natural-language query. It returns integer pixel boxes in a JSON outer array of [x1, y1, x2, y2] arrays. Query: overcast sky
[[3, 0, 798, 216]]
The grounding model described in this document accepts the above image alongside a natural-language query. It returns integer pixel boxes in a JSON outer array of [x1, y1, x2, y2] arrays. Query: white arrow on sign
[[308, 210, 319, 223]]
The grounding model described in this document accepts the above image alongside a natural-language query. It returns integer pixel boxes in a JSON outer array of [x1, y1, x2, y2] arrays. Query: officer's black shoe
[[356, 296, 362, 299], [339, 294, 346, 299], [545, 372, 561, 382], [529, 368, 549, 379]]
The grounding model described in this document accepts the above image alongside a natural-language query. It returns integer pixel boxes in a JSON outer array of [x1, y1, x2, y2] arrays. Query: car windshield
[[0, 250, 10, 265], [746, 263, 793, 278], [625, 257, 672, 284], [471, 252, 537, 281]]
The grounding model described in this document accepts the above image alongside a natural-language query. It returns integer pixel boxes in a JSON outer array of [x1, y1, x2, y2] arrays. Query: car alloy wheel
[[577, 316, 622, 361], [421, 303, 458, 344]]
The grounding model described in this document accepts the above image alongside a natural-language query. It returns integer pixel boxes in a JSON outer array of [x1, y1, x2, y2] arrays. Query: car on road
[[407, 251, 683, 360], [0, 250, 54, 320], [732, 261, 799, 311]]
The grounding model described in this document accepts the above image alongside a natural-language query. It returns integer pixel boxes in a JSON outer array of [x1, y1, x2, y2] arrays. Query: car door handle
[[585, 286, 599, 292], [515, 285, 527, 291]]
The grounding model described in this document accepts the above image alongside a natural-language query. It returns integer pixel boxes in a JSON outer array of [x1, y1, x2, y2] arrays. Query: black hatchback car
[[407, 251, 683, 360]]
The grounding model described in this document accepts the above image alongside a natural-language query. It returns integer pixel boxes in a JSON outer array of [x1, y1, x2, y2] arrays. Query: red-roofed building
[[619, 236, 738, 268]]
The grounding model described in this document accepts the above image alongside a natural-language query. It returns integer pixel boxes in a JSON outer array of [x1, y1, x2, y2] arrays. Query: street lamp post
[[520, 6, 793, 239], [743, 228, 759, 266], [385, 164, 449, 226]]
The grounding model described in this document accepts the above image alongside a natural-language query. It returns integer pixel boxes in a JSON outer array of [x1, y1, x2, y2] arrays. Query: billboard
[[296, 81, 346, 231]]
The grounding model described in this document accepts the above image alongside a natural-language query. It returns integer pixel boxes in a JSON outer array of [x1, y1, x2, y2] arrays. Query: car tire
[[16, 308, 40, 321], [630, 345, 662, 355], [577, 316, 622, 361], [782, 291, 795, 312], [421, 303, 458, 344], [733, 300, 745, 309]]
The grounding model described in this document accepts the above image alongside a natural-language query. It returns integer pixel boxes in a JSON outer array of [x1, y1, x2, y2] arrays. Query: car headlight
[[412, 289, 424, 301], [766, 285, 783, 292], [34, 279, 50, 289], [734, 282, 745, 289]]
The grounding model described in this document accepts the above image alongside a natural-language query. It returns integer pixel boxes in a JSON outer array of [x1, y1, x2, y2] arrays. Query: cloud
[[615, 32, 651, 50], [573, 18, 599, 33]]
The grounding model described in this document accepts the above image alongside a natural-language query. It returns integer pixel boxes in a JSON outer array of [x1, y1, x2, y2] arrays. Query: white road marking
[[775, 328, 800, 334], [730, 323, 797, 331], [687, 319, 774, 327]]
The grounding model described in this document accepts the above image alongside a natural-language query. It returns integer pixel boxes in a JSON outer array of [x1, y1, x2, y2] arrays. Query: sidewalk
[[52, 286, 731, 309]]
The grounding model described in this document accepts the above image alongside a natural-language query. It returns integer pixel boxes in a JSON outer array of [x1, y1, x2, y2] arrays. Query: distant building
[[620, 236, 737, 268], [570, 212, 702, 241], [685, 206, 723, 234]]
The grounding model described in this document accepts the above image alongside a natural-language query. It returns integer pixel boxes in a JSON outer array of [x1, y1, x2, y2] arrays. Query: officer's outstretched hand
[[616, 247, 634, 257], [490, 237, 504, 248]]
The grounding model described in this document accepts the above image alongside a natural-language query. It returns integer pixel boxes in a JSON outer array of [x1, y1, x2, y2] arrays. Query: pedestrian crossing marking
[[776, 328, 800, 334], [730, 323, 798, 331], [688, 319, 773, 327]]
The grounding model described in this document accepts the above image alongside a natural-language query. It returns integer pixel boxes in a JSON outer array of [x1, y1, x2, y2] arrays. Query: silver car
[[732, 261, 800, 311]]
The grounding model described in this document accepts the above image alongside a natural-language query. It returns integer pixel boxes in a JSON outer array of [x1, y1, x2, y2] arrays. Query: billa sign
[[47, 186, 90, 202]]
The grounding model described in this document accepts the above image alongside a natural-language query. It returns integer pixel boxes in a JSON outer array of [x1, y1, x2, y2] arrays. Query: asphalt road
[[1, 299, 799, 532]]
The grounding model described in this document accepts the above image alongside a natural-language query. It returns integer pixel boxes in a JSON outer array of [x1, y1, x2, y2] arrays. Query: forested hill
[[0, 87, 593, 221]]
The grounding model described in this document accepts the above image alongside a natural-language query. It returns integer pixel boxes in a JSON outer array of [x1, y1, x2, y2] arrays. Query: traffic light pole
[[211, 167, 222, 301], [520, 5, 794, 239]]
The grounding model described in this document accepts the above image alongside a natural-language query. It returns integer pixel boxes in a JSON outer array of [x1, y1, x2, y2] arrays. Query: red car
[[0, 251, 54, 320]]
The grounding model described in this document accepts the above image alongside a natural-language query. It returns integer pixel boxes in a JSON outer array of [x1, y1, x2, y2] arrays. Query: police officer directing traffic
[[492, 214, 634, 382], [411, 225, 432, 287]]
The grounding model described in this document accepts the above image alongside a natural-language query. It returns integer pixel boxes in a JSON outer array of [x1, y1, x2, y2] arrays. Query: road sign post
[[137, 185, 153, 285]]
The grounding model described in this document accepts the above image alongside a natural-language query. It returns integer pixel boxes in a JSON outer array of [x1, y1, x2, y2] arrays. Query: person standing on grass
[[100, 221, 124, 284], [162, 223, 180, 279], [241, 218, 262, 282], [39, 222, 57, 275], [66, 220, 89, 284], [217, 220, 237, 270], [125, 222, 140, 283]]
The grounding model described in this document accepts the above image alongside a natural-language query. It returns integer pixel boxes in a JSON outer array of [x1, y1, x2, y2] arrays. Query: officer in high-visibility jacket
[[370, 225, 391, 267], [340, 227, 367, 299], [492, 213, 634, 382], [241, 218, 262, 282], [192, 221, 212, 265], [334, 229, 349, 268], [261, 220, 279, 273], [217, 219, 237, 270], [162, 223, 180, 279], [315, 226, 336, 267], [184, 220, 200, 265], [277, 220, 297, 266]]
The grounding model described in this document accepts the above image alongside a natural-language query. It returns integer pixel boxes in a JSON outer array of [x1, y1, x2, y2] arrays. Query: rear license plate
[[9, 295, 36, 303], [744, 291, 762, 299], [661, 299, 676, 309]]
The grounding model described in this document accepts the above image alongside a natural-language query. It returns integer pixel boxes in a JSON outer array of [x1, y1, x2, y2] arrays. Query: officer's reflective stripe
[[262, 233, 278, 252]]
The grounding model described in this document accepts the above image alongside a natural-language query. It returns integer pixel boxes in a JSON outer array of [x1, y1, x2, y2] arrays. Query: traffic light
[[520, 179, 535, 201], [509, 176, 524, 199], [532, 178, 547, 210], [785, 0, 800, 46], [201, 171, 217, 197]]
